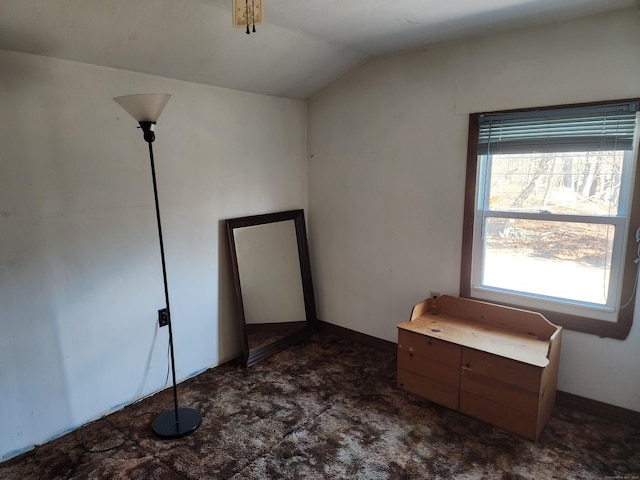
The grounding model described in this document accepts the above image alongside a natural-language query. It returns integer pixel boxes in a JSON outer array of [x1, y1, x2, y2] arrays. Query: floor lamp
[[114, 93, 202, 439]]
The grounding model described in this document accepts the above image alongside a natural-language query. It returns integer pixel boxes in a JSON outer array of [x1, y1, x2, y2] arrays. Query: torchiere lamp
[[114, 93, 201, 439]]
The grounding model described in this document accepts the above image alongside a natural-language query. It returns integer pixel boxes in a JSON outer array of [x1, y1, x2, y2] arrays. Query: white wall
[[308, 8, 640, 411], [0, 50, 307, 460]]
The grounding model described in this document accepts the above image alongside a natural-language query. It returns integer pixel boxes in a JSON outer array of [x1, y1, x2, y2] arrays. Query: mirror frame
[[226, 209, 318, 367]]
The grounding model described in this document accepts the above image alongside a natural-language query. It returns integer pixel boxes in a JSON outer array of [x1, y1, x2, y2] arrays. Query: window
[[461, 100, 640, 339]]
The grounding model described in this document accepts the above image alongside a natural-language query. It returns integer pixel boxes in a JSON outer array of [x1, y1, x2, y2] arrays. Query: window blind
[[477, 102, 639, 155]]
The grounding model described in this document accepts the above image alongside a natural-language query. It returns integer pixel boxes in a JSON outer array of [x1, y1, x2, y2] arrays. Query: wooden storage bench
[[397, 295, 562, 440]]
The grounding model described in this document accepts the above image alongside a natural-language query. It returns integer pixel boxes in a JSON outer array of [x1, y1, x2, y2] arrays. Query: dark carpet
[[1, 328, 638, 479]]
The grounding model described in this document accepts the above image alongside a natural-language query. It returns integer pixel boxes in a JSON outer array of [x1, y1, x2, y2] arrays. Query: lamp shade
[[114, 93, 171, 122]]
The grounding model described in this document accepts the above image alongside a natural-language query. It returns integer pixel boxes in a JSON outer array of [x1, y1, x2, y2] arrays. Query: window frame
[[460, 99, 640, 340]]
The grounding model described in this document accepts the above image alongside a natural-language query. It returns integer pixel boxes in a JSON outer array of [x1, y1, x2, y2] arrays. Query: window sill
[[459, 289, 632, 339]]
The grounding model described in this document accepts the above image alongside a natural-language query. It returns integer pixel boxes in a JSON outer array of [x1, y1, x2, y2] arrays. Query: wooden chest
[[397, 295, 562, 440]]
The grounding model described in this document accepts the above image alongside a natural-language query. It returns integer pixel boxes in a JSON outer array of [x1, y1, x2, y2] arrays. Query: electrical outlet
[[430, 291, 441, 300], [158, 308, 169, 328]]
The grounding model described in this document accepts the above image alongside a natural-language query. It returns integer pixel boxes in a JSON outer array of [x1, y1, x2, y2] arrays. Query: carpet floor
[[1, 328, 638, 479]]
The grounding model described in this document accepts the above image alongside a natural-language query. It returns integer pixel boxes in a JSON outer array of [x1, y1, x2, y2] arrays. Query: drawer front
[[398, 368, 459, 410], [398, 349, 459, 387], [461, 349, 542, 393], [460, 371, 539, 416], [459, 392, 538, 440], [398, 330, 461, 368]]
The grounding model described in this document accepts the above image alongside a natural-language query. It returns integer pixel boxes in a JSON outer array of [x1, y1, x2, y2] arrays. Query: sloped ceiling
[[0, 0, 637, 99]]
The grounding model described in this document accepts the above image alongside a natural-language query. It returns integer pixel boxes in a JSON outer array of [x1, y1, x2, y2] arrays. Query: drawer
[[459, 392, 538, 440], [460, 370, 539, 415], [398, 349, 459, 387], [398, 368, 459, 410], [461, 349, 542, 393], [398, 329, 461, 367]]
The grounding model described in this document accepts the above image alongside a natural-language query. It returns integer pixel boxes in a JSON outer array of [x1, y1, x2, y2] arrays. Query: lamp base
[[152, 408, 202, 439]]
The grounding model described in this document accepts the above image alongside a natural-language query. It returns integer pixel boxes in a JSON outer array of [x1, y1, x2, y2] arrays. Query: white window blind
[[477, 102, 639, 155]]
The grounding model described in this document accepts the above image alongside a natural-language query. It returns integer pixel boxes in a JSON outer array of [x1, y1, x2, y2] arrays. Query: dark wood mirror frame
[[226, 209, 318, 367]]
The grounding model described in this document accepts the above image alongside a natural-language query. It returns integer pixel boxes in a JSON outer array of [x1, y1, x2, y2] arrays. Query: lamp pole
[[143, 125, 182, 432]]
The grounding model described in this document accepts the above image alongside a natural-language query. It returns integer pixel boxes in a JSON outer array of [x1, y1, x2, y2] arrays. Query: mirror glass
[[226, 209, 317, 366]]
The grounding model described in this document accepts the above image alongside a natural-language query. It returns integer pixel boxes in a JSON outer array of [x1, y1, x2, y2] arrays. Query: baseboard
[[317, 320, 640, 428], [317, 320, 397, 355], [556, 390, 640, 428]]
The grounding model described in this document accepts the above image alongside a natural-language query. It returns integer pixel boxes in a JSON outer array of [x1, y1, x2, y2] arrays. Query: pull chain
[[245, 0, 250, 34], [252, 0, 256, 32]]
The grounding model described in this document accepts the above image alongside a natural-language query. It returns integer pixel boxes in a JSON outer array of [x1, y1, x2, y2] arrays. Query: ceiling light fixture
[[233, 0, 263, 34]]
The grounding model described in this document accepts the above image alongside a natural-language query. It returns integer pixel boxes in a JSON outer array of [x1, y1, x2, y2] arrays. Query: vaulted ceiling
[[0, 0, 637, 99]]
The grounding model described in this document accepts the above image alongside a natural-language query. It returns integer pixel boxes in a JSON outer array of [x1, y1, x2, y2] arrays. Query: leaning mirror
[[226, 209, 318, 367]]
